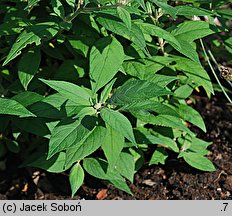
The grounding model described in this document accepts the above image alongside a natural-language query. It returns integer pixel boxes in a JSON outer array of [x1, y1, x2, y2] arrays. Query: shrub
[[0, 0, 231, 196]]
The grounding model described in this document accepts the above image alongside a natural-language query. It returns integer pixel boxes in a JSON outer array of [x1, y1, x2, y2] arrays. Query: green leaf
[[18, 48, 41, 90], [12, 91, 44, 107], [69, 163, 85, 197], [0, 20, 25, 36], [145, 133, 179, 153], [150, 74, 177, 87], [123, 100, 179, 118], [23, 151, 67, 173], [175, 6, 215, 16], [122, 60, 146, 79], [217, 9, 232, 19], [27, 93, 86, 119], [100, 78, 117, 103], [0, 98, 35, 117], [39, 79, 92, 106], [28, 100, 65, 119], [102, 124, 124, 170], [68, 36, 94, 58], [188, 137, 212, 155], [54, 60, 81, 81], [12, 118, 50, 137], [174, 84, 194, 99], [110, 78, 172, 106], [129, 148, 144, 171], [109, 177, 132, 195], [153, 0, 177, 18], [182, 152, 216, 171], [173, 56, 214, 97], [134, 113, 194, 135], [170, 39, 200, 64], [177, 104, 206, 132], [149, 148, 168, 165], [25, 0, 41, 10], [3, 22, 59, 66], [65, 126, 106, 168], [83, 157, 108, 180], [137, 22, 180, 48], [115, 151, 135, 182], [135, 0, 146, 11], [83, 158, 132, 194], [90, 36, 124, 93], [117, 6, 131, 30], [100, 108, 137, 146], [65, 0, 76, 8], [143, 56, 174, 77], [97, 14, 146, 50], [171, 21, 221, 42], [225, 37, 232, 54], [51, 0, 65, 18], [48, 116, 97, 159]]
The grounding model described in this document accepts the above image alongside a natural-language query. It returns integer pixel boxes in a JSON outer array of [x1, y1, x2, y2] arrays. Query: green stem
[[200, 39, 232, 103], [64, 3, 123, 22]]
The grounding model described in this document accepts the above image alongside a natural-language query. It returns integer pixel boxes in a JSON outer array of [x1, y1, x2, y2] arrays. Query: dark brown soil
[[0, 94, 231, 200]]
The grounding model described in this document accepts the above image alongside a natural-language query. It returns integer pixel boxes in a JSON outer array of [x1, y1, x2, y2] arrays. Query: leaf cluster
[[0, 0, 231, 196]]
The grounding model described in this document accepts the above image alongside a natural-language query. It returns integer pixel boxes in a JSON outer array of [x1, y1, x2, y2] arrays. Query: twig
[[200, 39, 232, 103], [64, 3, 123, 22], [207, 49, 232, 88]]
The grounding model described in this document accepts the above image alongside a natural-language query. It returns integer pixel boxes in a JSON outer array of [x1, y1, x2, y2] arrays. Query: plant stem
[[200, 39, 232, 103], [207, 49, 232, 88], [64, 3, 123, 22]]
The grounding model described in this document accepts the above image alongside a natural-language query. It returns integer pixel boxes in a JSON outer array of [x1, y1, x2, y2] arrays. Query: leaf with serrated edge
[[90, 36, 124, 93], [47, 116, 97, 159], [39, 79, 91, 105], [134, 113, 194, 136], [97, 15, 146, 50], [177, 104, 206, 132], [173, 56, 213, 97], [65, 126, 106, 168], [100, 108, 137, 146], [153, 0, 177, 18], [171, 21, 221, 42], [117, 6, 131, 30], [110, 78, 172, 106], [146, 133, 179, 153], [137, 22, 180, 49], [123, 100, 179, 118], [170, 39, 200, 64]]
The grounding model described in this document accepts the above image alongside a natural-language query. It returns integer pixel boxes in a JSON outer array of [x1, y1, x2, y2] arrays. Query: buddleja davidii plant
[[0, 0, 223, 196]]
